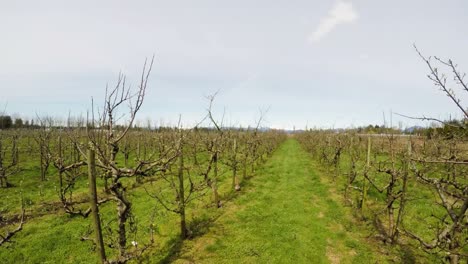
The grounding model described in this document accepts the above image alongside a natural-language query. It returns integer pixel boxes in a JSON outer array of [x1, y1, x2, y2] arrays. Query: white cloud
[[309, 1, 358, 43]]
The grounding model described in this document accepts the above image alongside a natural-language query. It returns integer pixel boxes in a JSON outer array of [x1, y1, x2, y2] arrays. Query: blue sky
[[1, 0, 468, 129]]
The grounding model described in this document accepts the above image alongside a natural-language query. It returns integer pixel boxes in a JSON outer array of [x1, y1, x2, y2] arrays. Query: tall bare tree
[[398, 46, 468, 263]]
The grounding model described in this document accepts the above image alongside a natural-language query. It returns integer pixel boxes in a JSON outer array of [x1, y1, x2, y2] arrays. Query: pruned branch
[[414, 44, 468, 119], [0, 199, 25, 246]]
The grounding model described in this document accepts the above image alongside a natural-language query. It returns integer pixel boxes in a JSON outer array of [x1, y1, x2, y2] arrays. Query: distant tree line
[[0, 115, 37, 129], [423, 120, 467, 139], [355, 125, 402, 135]]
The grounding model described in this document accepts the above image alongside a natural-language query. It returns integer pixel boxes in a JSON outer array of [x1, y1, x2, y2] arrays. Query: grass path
[[173, 139, 378, 263]]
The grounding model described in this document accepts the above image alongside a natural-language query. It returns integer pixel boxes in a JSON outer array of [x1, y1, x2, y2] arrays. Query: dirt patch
[[326, 246, 341, 264]]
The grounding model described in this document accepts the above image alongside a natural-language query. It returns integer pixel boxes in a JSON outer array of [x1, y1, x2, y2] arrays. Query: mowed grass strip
[[175, 139, 378, 264]]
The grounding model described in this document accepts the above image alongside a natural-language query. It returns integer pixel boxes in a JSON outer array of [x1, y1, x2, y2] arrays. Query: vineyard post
[[177, 136, 188, 239], [0, 137, 6, 188], [361, 136, 371, 215], [242, 137, 249, 180], [212, 145, 221, 207], [57, 134, 64, 202], [87, 147, 107, 264], [232, 138, 241, 191]]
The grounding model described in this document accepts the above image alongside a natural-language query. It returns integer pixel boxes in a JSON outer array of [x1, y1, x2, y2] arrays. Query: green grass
[[300, 136, 448, 263], [1, 138, 410, 263], [0, 134, 273, 263], [172, 139, 382, 263]]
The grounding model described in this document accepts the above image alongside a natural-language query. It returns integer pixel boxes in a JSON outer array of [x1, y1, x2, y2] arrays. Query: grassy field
[[166, 139, 385, 263], [0, 138, 435, 263], [296, 132, 468, 263], [0, 129, 287, 263]]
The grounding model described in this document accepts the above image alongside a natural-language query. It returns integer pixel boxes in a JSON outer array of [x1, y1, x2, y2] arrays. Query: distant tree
[[436, 120, 467, 139], [14, 118, 23, 128], [0, 116, 13, 129]]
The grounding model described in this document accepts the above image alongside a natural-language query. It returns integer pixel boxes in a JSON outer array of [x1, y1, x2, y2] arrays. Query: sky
[[1, 0, 468, 129]]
